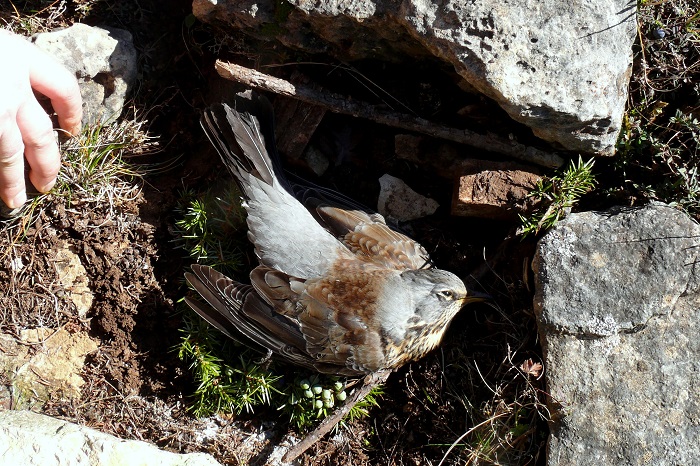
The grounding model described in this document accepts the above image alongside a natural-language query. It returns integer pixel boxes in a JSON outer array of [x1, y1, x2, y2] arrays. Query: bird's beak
[[461, 290, 492, 305]]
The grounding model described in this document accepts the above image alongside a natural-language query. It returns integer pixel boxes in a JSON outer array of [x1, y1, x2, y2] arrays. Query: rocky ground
[[0, 0, 698, 465], [0, 1, 546, 464]]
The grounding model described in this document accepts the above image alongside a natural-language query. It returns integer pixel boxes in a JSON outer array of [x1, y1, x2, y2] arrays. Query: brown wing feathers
[[186, 265, 306, 360], [315, 205, 431, 270]]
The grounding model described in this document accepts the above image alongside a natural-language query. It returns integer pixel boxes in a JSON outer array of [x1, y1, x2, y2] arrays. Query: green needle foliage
[[178, 310, 282, 416], [177, 308, 384, 430], [519, 157, 596, 237], [280, 374, 383, 432], [344, 384, 384, 424], [172, 187, 245, 274]]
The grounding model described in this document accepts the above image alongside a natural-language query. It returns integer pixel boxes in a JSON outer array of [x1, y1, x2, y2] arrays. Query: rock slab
[[193, 0, 636, 155], [533, 203, 700, 465], [0, 328, 97, 403], [452, 169, 540, 219], [0, 410, 222, 466]]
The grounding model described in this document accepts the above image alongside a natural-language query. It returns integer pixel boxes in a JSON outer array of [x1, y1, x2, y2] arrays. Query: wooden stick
[[215, 60, 564, 169], [280, 370, 392, 464]]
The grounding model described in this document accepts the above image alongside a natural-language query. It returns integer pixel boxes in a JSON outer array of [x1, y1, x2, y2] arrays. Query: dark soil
[[1, 1, 547, 464]]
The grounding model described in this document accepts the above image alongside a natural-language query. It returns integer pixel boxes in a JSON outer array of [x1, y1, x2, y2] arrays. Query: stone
[[0, 328, 98, 403], [53, 240, 93, 318], [533, 202, 700, 465], [377, 173, 439, 221], [32, 23, 138, 125], [302, 145, 330, 176], [0, 410, 222, 466], [452, 169, 540, 219], [193, 0, 636, 155]]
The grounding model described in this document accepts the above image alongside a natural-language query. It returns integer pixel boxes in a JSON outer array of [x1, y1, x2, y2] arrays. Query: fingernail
[[69, 122, 83, 137], [38, 180, 56, 193], [9, 192, 27, 209]]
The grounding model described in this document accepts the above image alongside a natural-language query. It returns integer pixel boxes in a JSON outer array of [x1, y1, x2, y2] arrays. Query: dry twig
[[215, 61, 564, 169]]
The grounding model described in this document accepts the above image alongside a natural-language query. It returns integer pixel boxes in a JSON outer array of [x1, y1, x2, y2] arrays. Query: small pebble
[[653, 28, 666, 39]]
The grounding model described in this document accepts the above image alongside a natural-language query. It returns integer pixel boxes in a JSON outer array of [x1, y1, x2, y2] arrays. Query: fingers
[[0, 31, 82, 209], [16, 97, 61, 194], [27, 46, 83, 136], [0, 111, 27, 209]]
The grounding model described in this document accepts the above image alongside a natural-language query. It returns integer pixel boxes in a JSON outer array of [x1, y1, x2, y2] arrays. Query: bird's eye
[[437, 290, 453, 300]]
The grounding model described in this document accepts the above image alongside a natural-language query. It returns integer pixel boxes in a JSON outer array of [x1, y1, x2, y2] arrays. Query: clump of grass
[[613, 0, 700, 218], [58, 118, 155, 203], [2, 115, 156, 248], [519, 157, 596, 237]]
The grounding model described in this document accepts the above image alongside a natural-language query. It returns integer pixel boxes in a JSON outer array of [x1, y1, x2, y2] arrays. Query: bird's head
[[401, 268, 487, 324], [380, 268, 491, 367]]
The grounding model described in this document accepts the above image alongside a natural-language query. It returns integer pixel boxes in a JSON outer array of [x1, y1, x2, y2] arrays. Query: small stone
[[10, 257, 23, 272], [303, 146, 330, 177], [452, 170, 541, 219], [53, 240, 93, 318], [377, 174, 439, 222], [653, 28, 666, 39], [0, 328, 98, 403]]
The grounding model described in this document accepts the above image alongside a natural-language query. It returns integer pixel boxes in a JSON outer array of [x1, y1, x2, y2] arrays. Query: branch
[[215, 61, 564, 169], [279, 370, 391, 464]]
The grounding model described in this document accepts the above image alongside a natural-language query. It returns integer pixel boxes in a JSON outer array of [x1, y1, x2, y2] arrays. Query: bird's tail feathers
[[201, 98, 282, 190]]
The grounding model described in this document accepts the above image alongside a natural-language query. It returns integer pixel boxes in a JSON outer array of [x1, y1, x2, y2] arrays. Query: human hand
[[0, 30, 82, 209]]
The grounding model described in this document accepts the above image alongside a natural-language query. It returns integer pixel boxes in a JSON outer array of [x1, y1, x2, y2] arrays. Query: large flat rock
[[194, 0, 636, 155], [533, 203, 700, 465], [0, 410, 221, 466]]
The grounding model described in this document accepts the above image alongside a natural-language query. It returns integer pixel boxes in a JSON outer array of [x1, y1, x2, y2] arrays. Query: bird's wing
[[285, 177, 432, 270], [185, 264, 316, 369], [249, 266, 384, 375], [314, 205, 432, 270]]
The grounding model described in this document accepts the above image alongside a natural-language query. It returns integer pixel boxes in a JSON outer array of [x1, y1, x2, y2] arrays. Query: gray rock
[[303, 145, 330, 176], [533, 203, 700, 465], [0, 410, 222, 466], [193, 0, 635, 155], [377, 173, 439, 221], [32, 23, 138, 125]]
